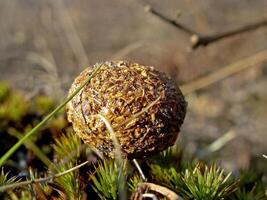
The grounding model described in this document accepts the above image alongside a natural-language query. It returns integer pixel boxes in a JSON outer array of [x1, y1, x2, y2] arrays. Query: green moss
[[0, 81, 266, 200], [50, 115, 68, 132], [50, 130, 85, 200], [0, 82, 10, 102], [34, 95, 55, 114], [0, 92, 28, 121], [91, 160, 127, 200]]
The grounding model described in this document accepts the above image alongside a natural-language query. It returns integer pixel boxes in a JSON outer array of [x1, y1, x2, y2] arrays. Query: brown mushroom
[[66, 61, 187, 158]]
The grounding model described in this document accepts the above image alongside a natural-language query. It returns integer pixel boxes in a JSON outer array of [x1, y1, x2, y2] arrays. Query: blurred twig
[[111, 42, 147, 60], [111, 41, 168, 60], [205, 130, 236, 153], [181, 49, 267, 94], [141, 2, 196, 36], [198, 130, 236, 158], [50, 0, 89, 67], [27, 52, 63, 99], [183, 0, 211, 32], [137, 0, 267, 49]]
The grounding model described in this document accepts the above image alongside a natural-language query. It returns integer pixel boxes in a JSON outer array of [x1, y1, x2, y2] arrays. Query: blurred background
[[0, 0, 267, 172]]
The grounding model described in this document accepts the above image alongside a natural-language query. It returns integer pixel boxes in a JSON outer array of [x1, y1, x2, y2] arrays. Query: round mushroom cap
[[66, 61, 187, 158]]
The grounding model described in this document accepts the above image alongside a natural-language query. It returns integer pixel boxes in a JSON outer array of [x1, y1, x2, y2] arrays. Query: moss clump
[[34, 96, 55, 114], [0, 91, 28, 121], [0, 82, 10, 102]]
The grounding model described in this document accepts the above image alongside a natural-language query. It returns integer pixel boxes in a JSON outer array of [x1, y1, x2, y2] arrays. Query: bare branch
[[137, 0, 267, 49], [143, 4, 197, 36], [191, 18, 267, 49]]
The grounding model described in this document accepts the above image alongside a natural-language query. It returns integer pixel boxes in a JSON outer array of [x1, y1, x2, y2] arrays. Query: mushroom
[[66, 61, 187, 159]]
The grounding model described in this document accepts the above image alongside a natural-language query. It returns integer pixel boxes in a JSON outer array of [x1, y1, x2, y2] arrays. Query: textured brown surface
[[66, 61, 187, 158]]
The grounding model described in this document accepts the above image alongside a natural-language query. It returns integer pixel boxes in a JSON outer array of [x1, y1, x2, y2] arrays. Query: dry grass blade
[[111, 42, 146, 60], [27, 52, 63, 98], [8, 128, 53, 167], [133, 159, 147, 181], [198, 130, 236, 157], [181, 49, 267, 94], [95, 114, 127, 200], [96, 114, 123, 161], [113, 96, 161, 130]]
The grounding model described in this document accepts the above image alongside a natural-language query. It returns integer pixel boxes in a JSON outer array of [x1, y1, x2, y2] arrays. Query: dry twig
[[138, 0, 267, 49]]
